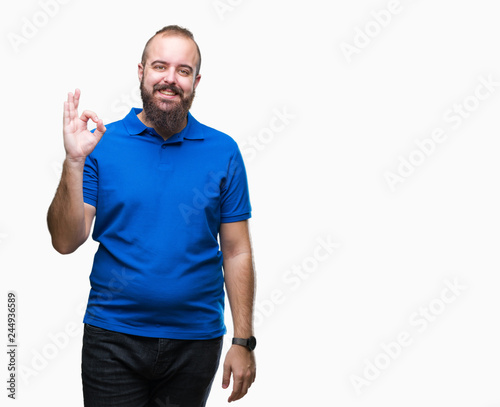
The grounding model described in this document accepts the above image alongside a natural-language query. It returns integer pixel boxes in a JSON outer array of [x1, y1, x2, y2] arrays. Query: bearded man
[[47, 25, 256, 407]]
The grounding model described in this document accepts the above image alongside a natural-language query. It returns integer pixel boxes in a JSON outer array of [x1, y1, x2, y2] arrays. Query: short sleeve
[[220, 147, 252, 223], [83, 154, 98, 208]]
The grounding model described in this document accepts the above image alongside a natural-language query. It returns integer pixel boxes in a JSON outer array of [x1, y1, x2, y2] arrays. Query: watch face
[[248, 336, 257, 351]]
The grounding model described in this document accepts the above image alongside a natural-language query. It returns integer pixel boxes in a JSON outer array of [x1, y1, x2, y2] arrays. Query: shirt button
[[161, 144, 167, 149]]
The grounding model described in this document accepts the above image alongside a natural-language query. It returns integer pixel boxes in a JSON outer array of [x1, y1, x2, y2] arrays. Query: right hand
[[63, 89, 106, 163]]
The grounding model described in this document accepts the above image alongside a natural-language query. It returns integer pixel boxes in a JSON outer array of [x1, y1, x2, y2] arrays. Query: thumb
[[94, 119, 107, 140], [222, 363, 231, 389]]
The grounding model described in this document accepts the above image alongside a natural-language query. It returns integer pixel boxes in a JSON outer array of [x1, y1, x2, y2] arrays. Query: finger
[[222, 364, 231, 390], [94, 119, 107, 141], [74, 88, 81, 110], [63, 101, 70, 127], [230, 367, 255, 402], [69, 94, 77, 124], [228, 378, 244, 402], [96, 119, 106, 133], [67, 92, 76, 121], [80, 110, 99, 124]]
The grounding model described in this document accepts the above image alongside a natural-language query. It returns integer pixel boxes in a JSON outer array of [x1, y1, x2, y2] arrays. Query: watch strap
[[232, 336, 256, 351], [232, 338, 248, 347]]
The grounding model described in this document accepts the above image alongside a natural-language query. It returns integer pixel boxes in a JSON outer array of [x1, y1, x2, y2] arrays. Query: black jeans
[[82, 324, 223, 407]]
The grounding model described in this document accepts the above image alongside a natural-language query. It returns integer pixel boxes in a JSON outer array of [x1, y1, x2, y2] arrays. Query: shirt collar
[[123, 108, 204, 141]]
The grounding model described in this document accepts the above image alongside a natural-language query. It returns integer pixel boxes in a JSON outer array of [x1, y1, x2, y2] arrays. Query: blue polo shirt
[[82, 108, 251, 339]]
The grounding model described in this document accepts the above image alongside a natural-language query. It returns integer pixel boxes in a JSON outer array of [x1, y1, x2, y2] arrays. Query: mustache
[[153, 84, 184, 97]]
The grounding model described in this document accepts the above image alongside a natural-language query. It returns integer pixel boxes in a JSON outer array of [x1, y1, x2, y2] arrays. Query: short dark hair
[[141, 25, 201, 76]]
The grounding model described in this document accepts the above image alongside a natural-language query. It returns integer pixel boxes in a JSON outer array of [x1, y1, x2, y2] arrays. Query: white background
[[1, 0, 500, 405]]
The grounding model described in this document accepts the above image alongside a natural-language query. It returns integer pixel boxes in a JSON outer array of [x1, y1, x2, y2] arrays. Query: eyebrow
[[150, 60, 193, 72]]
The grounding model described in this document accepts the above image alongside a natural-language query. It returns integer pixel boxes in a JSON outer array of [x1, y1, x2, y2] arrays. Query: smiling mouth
[[158, 89, 178, 97]]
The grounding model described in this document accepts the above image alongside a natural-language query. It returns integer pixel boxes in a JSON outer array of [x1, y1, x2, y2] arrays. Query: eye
[[153, 65, 166, 71], [179, 69, 191, 76]]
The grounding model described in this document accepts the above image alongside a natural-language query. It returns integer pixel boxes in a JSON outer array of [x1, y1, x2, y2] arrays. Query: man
[[47, 25, 256, 407]]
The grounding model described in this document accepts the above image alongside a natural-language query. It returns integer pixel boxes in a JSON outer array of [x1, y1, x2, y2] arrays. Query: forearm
[[223, 252, 255, 338], [47, 158, 88, 254]]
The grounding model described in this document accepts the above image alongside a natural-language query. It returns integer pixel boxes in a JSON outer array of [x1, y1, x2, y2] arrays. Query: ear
[[138, 63, 144, 82], [193, 73, 201, 90]]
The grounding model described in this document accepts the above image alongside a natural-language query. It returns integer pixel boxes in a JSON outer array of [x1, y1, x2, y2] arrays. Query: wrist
[[64, 156, 86, 168], [233, 326, 254, 338], [232, 336, 257, 352]]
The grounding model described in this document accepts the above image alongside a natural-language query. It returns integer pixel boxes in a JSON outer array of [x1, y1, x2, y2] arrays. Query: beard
[[140, 78, 195, 135]]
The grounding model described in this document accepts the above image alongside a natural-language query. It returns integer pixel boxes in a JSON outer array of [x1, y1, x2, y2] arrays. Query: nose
[[162, 67, 176, 84]]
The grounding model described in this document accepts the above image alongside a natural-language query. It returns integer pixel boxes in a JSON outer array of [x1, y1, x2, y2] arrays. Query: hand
[[222, 345, 256, 403], [63, 89, 106, 163]]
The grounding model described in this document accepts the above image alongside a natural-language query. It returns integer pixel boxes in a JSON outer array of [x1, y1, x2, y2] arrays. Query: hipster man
[[47, 25, 256, 406]]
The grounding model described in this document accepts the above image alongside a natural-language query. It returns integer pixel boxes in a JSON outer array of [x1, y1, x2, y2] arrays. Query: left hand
[[222, 345, 256, 402]]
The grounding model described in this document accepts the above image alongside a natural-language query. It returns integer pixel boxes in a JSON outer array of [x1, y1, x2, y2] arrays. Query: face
[[138, 34, 201, 133]]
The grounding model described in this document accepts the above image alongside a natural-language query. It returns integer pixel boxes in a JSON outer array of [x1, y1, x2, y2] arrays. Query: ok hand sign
[[63, 89, 106, 164]]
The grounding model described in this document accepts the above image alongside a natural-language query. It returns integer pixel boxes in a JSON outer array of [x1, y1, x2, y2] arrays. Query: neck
[[137, 110, 187, 141]]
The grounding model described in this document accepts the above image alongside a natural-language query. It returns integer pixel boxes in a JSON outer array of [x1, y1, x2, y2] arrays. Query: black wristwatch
[[232, 336, 257, 351]]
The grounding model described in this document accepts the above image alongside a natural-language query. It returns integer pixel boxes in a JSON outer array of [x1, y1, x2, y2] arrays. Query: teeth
[[160, 90, 176, 96]]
